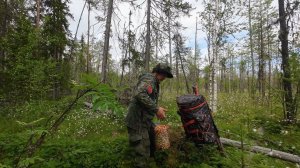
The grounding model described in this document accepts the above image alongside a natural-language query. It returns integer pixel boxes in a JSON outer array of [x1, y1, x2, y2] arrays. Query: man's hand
[[156, 107, 168, 120]]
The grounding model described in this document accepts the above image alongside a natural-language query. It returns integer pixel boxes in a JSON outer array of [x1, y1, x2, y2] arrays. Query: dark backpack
[[176, 94, 220, 144]]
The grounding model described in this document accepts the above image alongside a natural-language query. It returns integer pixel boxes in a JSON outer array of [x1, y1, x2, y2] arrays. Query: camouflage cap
[[152, 63, 173, 78]]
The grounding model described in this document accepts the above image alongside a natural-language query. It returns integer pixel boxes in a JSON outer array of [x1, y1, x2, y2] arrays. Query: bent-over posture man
[[125, 63, 173, 167]]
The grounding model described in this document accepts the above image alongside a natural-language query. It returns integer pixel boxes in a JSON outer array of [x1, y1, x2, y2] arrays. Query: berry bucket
[[154, 125, 170, 150]]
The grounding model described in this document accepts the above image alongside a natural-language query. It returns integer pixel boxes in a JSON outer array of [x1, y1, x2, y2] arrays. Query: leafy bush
[[76, 73, 126, 118]]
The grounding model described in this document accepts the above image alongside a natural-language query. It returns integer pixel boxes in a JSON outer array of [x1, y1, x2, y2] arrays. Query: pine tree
[[42, 0, 72, 99]]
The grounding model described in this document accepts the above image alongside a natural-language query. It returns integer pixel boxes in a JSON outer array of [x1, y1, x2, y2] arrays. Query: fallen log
[[84, 102, 93, 109], [220, 137, 300, 164]]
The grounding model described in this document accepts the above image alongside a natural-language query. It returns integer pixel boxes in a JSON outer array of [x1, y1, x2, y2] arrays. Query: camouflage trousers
[[127, 126, 156, 168]]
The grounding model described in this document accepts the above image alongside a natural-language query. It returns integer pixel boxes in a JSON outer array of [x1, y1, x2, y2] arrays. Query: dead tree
[[101, 0, 114, 83]]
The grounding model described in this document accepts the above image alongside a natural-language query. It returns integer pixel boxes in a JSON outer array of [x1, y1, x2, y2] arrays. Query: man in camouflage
[[125, 63, 173, 167]]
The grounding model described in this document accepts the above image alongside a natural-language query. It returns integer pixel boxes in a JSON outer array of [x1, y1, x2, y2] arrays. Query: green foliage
[[0, 0, 73, 102], [75, 73, 125, 118], [0, 90, 299, 167], [0, 13, 56, 102], [0, 91, 127, 167], [290, 52, 300, 82], [0, 163, 11, 168], [129, 48, 144, 68], [33, 138, 128, 168], [19, 156, 44, 168], [0, 133, 128, 168]]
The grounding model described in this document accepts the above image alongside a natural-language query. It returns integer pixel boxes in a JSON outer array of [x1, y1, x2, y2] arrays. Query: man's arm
[[135, 81, 158, 115]]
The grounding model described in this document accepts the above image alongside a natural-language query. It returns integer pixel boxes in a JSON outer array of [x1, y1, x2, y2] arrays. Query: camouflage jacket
[[125, 73, 160, 130]]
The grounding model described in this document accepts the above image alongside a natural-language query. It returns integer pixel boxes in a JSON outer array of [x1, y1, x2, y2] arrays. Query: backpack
[[176, 94, 220, 144]]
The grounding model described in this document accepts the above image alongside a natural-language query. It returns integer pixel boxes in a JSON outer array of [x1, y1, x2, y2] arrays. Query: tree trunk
[[145, 0, 151, 72], [167, 1, 172, 91], [220, 59, 226, 92], [211, 0, 219, 113], [247, 63, 250, 93], [155, 29, 158, 61], [258, 1, 265, 99], [0, 0, 8, 70], [87, 0, 90, 73], [208, 3, 214, 111], [36, 0, 41, 28], [278, 0, 295, 122], [53, 48, 60, 99], [176, 52, 179, 94], [179, 53, 190, 94], [267, 8, 272, 111], [128, 11, 132, 81], [70, 1, 87, 57], [120, 24, 126, 86], [194, 17, 198, 85], [229, 50, 233, 93], [248, 0, 255, 97], [101, 0, 113, 83], [168, 2, 172, 68], [240, 59, 245, 93], [268, 57, 272, 109]]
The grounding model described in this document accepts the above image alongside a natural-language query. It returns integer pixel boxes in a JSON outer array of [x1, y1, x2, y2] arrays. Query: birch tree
[[200, 0, 242, 112]]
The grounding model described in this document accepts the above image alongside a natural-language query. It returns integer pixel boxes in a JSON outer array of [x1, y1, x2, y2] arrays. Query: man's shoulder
[[139, 73, 155, 83]]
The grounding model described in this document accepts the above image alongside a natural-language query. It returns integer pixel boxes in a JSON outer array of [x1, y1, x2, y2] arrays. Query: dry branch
[[15, 89, 93, 167]]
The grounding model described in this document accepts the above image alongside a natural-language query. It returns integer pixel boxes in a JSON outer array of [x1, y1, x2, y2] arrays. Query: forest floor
[[0, 91, 300, 168]]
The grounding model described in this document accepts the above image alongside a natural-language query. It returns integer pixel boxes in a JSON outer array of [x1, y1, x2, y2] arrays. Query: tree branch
[[15, 88, 95, 167]]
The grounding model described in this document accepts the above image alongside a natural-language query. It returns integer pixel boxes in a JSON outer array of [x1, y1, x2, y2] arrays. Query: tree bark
[[278, 0, 295, 122], [87, 0, 90, 73], [239, 59, 245, 93], [120, 16, 130, 86], [145, 0, 151, 72], [120, 24, 126, 86], [36, 0, 41, 28], [177, 41, 190, 93], [101, 0, 114, 83], [0, 0, 8, 70], [207, 12, 212, 105], [267, 7, 272, 111], [167, 1, 172, 91], [194, 17, 198, 85], [211, 0, 219, 112], [220, 58, 226, 92], [258, 2, 265, 99], [248, 0, 255, 97], [128, 11, 132, 80], [229, 49, 233, 93], [168, 0, 172, 68], [176, 48, 180, 94], [155, 28, 158, 61]]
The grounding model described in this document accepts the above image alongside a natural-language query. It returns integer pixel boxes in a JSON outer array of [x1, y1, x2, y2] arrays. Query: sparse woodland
[[0, 0, 300, 167]]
